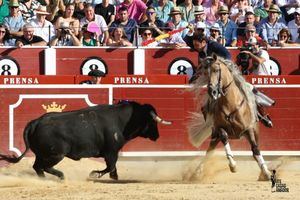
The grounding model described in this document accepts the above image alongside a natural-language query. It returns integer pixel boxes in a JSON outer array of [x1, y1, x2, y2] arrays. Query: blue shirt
[[258, 17, 287, 44], [3, 15, 25, 32], [217, 19, 237, 47], [152, 0, 174, 23]]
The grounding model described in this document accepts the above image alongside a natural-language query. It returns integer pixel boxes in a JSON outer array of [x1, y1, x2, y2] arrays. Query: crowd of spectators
[[0, 0, 299, 48]]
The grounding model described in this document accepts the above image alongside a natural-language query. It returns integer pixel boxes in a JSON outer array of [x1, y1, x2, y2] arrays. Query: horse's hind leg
[[219, 128, 237, 173], [245, 129, 271, 180]]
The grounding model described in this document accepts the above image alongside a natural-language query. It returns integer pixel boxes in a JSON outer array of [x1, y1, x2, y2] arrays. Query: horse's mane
[[188, 56, 257, 147]]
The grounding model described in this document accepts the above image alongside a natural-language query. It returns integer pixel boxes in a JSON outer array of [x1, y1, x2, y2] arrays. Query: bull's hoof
[[229, 164, 237, 173], [109, 172, 118, 180]]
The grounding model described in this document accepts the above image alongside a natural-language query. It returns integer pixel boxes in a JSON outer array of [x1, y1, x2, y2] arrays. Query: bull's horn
[[150, 111, 172, 125]]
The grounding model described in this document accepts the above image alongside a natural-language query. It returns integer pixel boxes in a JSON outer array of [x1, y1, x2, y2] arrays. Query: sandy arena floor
[[0, 154, 299, 200]]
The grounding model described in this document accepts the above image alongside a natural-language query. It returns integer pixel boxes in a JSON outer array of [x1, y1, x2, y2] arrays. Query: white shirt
[[252, 49, 272, 75], [288, 19, 300, 42], [30, 19, 55, 43]]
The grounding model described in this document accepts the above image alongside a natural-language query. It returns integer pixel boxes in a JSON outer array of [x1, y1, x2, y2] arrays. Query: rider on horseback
[[190, 33, 274, 128]]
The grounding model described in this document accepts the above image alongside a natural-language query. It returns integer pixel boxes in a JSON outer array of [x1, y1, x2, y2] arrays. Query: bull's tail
[[0, 120, 37, 163]]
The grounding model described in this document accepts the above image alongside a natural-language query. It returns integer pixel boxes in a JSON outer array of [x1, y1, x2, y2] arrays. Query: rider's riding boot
[[257, 106, 273, 128]]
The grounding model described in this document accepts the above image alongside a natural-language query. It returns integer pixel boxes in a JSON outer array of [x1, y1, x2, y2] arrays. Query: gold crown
[[42, 102, 66, 113]]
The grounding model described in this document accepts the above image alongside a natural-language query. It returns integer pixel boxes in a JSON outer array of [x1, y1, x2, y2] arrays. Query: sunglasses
[[143, 32, 152, 36], [247, 30, 255, 33], [146, 11, 155, 15]]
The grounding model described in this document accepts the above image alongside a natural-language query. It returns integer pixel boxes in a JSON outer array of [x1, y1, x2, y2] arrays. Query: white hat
[[248, 36, 257, 45], [245, 6, 254, 14], [196, 21, 206, 29], [210, 23, 221, 31], [294, 7, 300, 14], [35, 5, 50, 15], [194, 5, 204, 15]]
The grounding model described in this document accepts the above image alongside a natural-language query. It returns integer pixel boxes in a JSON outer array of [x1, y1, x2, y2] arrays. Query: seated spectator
[[237, 8, 257, 39], [254, 0, 273, 22], [275, 0, 300, 23], [189, 5, 207, 25], [178, 0, 195, 22], [116, 0, 147, 23], [0, 24, 15, 46], [203, 0, 224, 26], [15, 23, 47, 47], [276, 28, 299, 46], [19, 0, 41, 23], [110, 6, 137, 43], [139, 28, 158, 46], [216, 5, 237, 47], [288, 8, 300, 42], [208, 23, 226, 46], [168, 7, 189, 38], [237, 23, 263, 47], [80, 24, 101, 46], [94, 0, 116, 27], [30, 6, 56, 44], [230, 0, 251, 25], [80, 3, 109, 45], [158, 21, 187, 48], [107, 26, 133, 46], [258, 4, 287, 47], [50, 21, 81, 46], [55, 3, 80, 37], [3, 0, 25, 37], [152, 0, 175, 23], [73, 0, 85, 20], [0, 0, 9, 24], [139, 6, 164, 38], [46, 0, 65, 22]]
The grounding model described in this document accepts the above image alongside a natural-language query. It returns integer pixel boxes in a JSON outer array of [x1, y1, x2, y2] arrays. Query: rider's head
[[192, 33, 208, 52]]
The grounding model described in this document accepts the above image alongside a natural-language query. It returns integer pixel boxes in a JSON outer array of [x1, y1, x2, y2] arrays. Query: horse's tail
[[0, 119, 37, 163], [188, 112, 213, 147]]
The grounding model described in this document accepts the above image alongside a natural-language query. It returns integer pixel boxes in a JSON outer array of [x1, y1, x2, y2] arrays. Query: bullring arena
[[0, 47, 300, 199]]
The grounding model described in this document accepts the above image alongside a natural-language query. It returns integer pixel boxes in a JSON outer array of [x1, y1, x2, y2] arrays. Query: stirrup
[[260, 115, 273, 128]]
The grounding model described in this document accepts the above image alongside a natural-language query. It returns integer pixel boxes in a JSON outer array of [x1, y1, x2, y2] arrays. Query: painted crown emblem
[[42, 102, 66, 112]]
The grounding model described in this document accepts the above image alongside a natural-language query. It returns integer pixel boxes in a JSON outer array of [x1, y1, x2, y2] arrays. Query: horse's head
[[202, 54, 231, 100]]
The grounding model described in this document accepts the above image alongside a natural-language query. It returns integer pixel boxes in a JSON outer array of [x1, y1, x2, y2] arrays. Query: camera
[[59, 28, 70, 35], [236, 45, 254, 75]]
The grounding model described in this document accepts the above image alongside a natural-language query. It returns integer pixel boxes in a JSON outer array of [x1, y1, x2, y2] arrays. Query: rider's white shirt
[[252, 49, 272, 75]]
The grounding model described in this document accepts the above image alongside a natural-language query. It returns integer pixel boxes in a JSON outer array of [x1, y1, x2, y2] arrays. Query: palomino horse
[[188, 54, 271, 180]]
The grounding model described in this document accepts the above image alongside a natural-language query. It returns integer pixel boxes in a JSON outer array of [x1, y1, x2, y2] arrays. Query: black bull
[[0, 101, 171, 180]]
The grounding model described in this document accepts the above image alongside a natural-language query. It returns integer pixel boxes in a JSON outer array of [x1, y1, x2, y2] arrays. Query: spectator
[[230, 0, 251, 25], [0, 0, 9, 24], [240, 36, 272, 75], [184, 21, 208, 48], [167, 7, 189, 38], [258, 4, 287, 47], [55, 3, 80, 37], [189, 5, 206, 25], [46, 0, 65, 22], [237, 8, 257, 39], [15, 23, 47, 47], [107, 26, 133, 46], [275, 0, 300, 23], [203, 0, 224, 26], [110, 6, 137, 43], [94, 0, 116, 27], [152, 0, 175, 23], [80, 3, 109, 45], [81, 69, 106, 84], [208, 22, 226, 45], [139, 27, 158, 46], [178, 0, 195, 22], [19, 0, 41, 23], [158, 21, 187, 48], [73, 0, 85, 20], [249, 0, 264, 9], [0, 24, 15, 46], [237, 23, 263, 46], [50, 21, 81, 46], [139, 6, 164, 37], [217, 5, 237, 46], [288, 8, 300, 42], [30, 6, 56, 44], [80, 24, 101, 46], [295, 28, 300, 43], [116, 0, 147, 23], [254, 0, 274, 22], [3, 0, 25, 37], [276, 27, 299, 46]]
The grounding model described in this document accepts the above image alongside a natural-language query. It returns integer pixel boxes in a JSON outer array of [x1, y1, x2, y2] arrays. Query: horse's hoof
[[229, 164, 237, 173]]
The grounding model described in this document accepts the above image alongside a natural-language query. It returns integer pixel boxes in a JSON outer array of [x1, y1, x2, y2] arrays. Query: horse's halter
[[206, 59, 233, 100]]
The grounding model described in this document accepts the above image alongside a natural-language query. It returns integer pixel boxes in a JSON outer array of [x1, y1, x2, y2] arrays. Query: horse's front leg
[[245, 129, 271, 180], [219, 128, 237, 173]]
